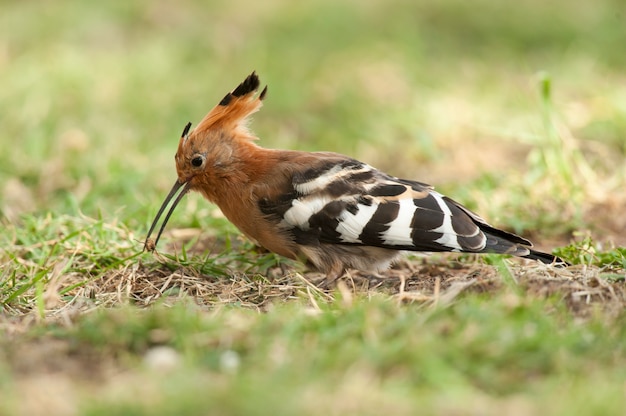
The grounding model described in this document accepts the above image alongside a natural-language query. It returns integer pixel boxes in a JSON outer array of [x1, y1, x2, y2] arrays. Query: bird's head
[[144, 71, 267, 251]]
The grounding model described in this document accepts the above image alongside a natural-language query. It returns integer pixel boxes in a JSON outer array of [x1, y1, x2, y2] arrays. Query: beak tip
[[144, 237, 157, 253], [144, 179, 189, 256]]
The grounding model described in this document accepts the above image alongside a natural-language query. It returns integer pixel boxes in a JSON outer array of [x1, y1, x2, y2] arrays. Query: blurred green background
[[1, 0, 625, 237]]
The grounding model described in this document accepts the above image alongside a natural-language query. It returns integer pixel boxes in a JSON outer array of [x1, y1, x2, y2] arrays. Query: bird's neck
[[199, 141, 284, 205]]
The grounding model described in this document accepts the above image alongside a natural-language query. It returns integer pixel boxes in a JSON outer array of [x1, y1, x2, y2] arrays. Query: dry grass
[[3, 250, 623, 331]]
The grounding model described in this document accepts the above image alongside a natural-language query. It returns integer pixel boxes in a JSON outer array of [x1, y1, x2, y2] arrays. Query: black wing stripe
[[410, 229, 446, 250], [446, 201, 481, 236], [413, 193, 443, 213], [308, 200, 343, 241], [357, 201, 399, 245], [410, 204, 446, 231], [369, 184, 406, 197]]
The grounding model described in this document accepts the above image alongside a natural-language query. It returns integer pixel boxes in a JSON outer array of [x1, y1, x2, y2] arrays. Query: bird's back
[[255, 152, 561, 277]]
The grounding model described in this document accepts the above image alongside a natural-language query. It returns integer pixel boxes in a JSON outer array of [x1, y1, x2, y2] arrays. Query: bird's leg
[[359, 273, 386, 289], [319, 262, 345, 289], [398, 274, 407, 295], [394, 273, 411, 305]]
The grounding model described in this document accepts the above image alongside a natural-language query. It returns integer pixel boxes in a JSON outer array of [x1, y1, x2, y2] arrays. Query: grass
[[3, 290, 626, 415], [1, 0, 626, 414]]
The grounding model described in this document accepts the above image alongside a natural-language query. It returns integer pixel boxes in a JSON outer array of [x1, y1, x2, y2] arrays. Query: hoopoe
[[145, 72, 566, 286]]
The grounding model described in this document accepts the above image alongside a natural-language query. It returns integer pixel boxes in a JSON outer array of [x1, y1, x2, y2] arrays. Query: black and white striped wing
[[277, 158, 532, 255]]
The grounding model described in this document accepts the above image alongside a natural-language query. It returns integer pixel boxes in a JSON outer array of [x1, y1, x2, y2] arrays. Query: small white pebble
[[143, 346, 181, 372], [220, 350, 240, 373]]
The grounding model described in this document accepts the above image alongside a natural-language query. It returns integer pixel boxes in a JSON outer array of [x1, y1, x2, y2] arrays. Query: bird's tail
[[482, 230, 569, 266], [522, 248, 569, 266]]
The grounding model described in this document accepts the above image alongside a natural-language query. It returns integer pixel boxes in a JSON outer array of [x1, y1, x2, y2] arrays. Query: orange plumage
[[145, 72, 566, 286]]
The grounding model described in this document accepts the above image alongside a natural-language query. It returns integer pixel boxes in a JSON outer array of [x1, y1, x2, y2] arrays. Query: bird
[[144, 71, 567, 287]]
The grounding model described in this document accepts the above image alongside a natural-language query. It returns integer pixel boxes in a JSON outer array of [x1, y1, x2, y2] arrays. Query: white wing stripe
[[430, 192, 463, 250], [335, 201, 379, 243], [283, 196, 333, 230], [295, 164, 374, 194], [381, 198, 414, 246]]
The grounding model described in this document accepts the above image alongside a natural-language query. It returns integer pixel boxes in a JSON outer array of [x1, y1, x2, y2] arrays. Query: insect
[[145, 72, 566, 286]]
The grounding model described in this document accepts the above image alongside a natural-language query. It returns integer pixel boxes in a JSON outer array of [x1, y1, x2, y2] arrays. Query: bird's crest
[[187, 71, 267, 144]]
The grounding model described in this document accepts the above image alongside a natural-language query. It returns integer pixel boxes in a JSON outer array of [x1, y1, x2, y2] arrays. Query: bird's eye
[[191, 155, 204, 167]]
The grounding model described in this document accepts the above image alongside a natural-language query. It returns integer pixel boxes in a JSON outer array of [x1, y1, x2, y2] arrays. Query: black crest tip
[[231, 71, 260, 97], [181, 122, 192, 137], [259, 85, 268, 101], [219, 93, 233, 106]]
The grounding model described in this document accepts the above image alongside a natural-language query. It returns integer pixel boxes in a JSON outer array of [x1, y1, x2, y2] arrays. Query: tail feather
[[483, 231, 569, 266], [523, 248, 569, 266]]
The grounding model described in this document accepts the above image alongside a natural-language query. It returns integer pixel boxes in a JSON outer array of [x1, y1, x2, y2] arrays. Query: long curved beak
[[144, 180, 191, 251]]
